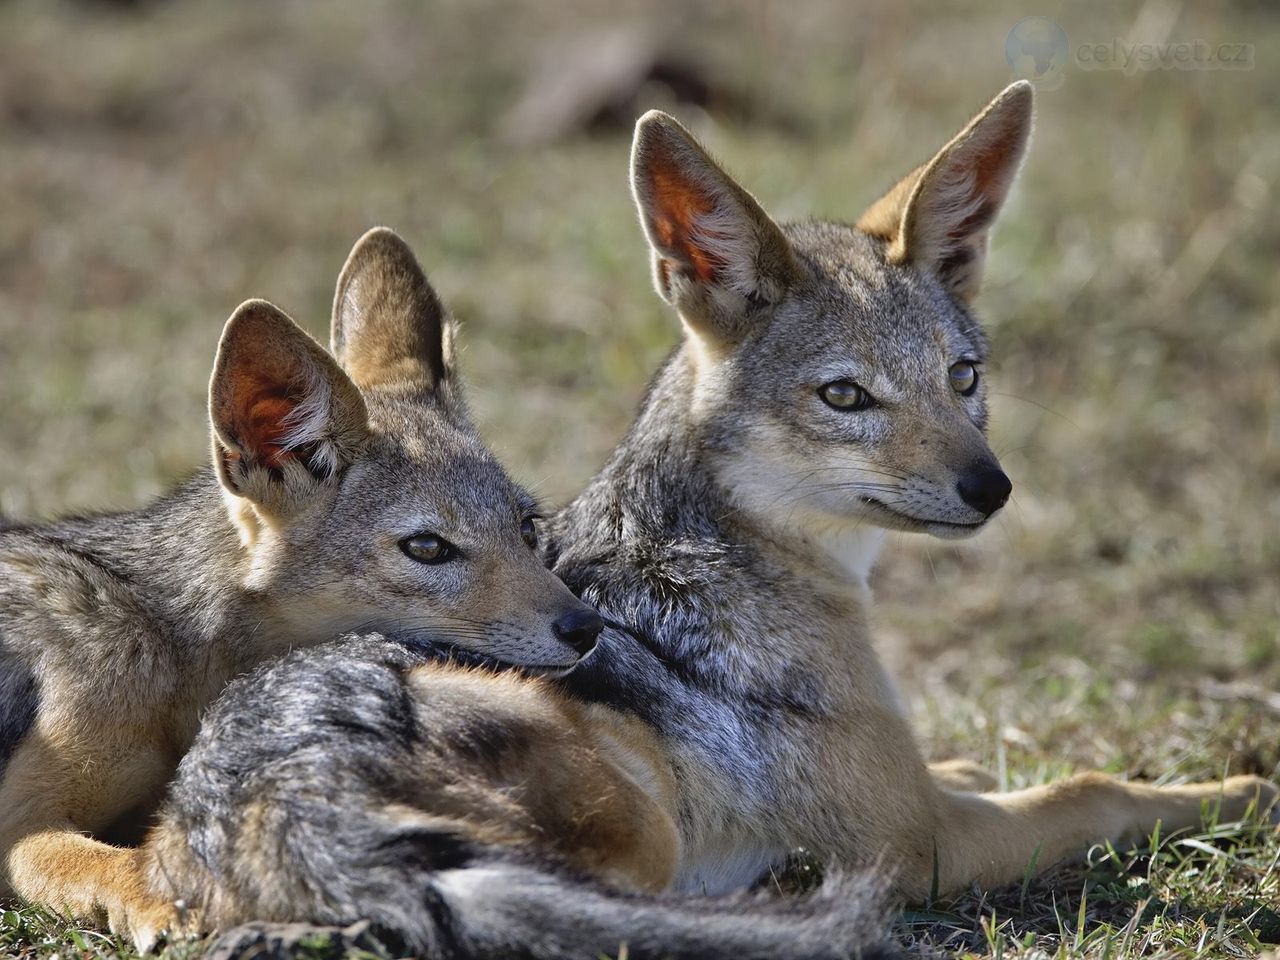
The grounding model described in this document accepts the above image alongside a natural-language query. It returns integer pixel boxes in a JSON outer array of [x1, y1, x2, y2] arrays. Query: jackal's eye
[[399, 533, 455, 565], [520, 517, 538, 550], [819, 380, 874, 411], [948, 361, 979, 396]]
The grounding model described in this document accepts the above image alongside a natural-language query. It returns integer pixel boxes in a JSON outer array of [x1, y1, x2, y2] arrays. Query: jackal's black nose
[[553, 608, 604, 655], [956, 466, 1012, 517]]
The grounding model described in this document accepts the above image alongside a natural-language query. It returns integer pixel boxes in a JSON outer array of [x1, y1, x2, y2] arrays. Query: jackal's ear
[[631, 111, 804, 344], [210, 300, 369, 521], [332, 227, 455, 392], [858, 81, 1033, 301]]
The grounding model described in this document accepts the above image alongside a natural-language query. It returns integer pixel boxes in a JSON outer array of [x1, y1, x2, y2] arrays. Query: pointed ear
[[210, 300, 369, 519], [857, 81, 1033, 300], [332, 227, 455, 391], [630, 111, 804, 344]]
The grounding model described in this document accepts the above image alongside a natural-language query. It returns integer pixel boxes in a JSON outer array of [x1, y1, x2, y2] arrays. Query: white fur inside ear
[[224, 454, 327, 527], [686, 197, 777, 301], [278, 366, 340, 480]]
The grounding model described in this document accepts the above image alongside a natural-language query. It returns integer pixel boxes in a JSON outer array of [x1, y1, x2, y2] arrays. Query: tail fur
[[415, 857, 894, 960], [201, 846, 896, 960], [157, 639, 895, 959], [193, 828, 895, 960]]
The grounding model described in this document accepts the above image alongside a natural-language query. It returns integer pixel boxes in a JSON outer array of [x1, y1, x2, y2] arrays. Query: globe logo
[[1005, 17, 1069, 89]]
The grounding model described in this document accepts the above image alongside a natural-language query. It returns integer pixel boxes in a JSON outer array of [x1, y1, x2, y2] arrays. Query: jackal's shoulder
[[0, 526, 155, 649]]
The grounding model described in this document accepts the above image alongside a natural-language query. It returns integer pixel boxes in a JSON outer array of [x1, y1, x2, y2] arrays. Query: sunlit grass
[[1, 0, 1277, 956]]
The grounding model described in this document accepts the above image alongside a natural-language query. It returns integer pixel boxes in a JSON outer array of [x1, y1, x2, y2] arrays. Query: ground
[[0, 0, 1277, 957]]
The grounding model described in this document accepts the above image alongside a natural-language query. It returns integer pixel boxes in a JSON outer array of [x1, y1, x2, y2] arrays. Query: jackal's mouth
[[858, 496, 988, 534]]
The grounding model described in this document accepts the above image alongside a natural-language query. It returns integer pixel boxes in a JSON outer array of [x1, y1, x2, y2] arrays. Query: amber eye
[[949, 361, 979, 396], [400, 533, 455, 565], [520, 517, 538, 550], [819, 380, 874, 411]]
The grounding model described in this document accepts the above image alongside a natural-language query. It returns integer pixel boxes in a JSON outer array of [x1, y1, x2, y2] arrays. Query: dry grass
[[1, 0, 1278, 956]]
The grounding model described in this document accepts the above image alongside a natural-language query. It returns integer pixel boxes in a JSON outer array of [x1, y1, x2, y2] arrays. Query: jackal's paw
[[1218, 775, 1279, 824], [929, 758, 1001, 793], [108, 895, 199, 954]]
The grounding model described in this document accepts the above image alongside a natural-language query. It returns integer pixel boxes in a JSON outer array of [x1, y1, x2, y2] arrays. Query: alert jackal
[[547, 80, 1278, 897]]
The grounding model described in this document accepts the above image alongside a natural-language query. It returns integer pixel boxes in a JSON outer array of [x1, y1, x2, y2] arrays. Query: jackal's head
[[208, 228, 601, 673], [630, 83, 1033, 546]]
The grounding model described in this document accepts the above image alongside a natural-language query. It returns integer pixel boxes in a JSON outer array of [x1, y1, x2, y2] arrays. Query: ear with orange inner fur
[[209, 299, 369, 514], [857, 81, 1034, 300], [630, 111, 803, 344]]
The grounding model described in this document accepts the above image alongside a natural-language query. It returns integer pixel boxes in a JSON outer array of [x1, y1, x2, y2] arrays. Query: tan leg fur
[[807, 704, 1277, 899], [1, 728, 185, 944]]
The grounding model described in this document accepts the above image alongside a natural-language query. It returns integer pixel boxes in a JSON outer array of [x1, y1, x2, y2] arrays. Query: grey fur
[[0, 229, 595, 921], [151, 636, 894, 960], [548, 104, 1024, 892]]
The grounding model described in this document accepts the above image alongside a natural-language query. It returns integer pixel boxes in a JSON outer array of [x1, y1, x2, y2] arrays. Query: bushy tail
[[376, 853, 894, 960], [206, 789, 897, 959], [168, 640, 894, 959], [202, 849, 894, 960]]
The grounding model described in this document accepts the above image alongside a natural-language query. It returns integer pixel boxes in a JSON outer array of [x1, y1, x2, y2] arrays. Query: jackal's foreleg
[[6, 828, 183, 949], [811, 705, 1277, 900], [1, 734, 185, 950], [920, 772, 1277, 897]]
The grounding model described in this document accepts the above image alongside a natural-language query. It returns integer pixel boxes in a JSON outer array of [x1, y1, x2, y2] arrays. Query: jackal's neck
[[562, 345, 885, 601], [567, 347, 729, 540], [555, 345, 895, 727]]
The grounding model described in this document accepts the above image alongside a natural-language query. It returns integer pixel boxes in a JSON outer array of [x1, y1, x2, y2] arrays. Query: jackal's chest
[[656, 700, 802, 893], [670, 777, 789, 895], [674, 841, 787, 896]]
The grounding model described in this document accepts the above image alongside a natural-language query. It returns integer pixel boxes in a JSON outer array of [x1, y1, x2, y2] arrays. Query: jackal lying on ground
[[0, 227, 603, 942]]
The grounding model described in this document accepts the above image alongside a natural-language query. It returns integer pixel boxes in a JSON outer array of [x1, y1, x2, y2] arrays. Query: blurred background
[[1, 0, 1277, 913]]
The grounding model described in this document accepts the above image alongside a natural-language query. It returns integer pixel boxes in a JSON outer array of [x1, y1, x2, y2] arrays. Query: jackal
[[547, 80, 1277, 896], [0, 227, 603, 940]]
